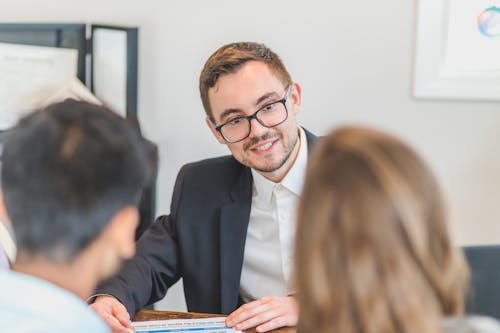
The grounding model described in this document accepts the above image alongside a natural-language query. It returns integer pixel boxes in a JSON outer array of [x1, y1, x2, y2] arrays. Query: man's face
[[207, 61, 301, 181]]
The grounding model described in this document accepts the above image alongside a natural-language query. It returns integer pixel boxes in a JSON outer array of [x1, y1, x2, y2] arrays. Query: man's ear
[[290, 82, 302, 115], [205, 116, 227, 144], [105, 206, 139, 260]]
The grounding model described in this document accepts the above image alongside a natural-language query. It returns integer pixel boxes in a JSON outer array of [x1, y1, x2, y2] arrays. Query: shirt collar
[[281, 127, 308, 196], [251, 127, 308, 204], [0, 221, 16, 263]]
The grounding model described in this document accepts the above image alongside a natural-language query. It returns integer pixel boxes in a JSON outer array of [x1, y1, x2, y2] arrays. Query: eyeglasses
[[214, 85, 291, 143]]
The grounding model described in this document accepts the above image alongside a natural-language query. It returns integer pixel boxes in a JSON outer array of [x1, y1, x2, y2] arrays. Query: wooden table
[[134, 309, 295, 333]]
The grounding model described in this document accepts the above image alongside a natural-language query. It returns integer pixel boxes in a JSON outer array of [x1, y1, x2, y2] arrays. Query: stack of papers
[[133, 317, 242, 333]]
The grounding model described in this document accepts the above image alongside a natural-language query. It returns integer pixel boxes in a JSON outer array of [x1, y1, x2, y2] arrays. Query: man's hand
[[90, 295, 135, 333], [225, 296, 298, 332]]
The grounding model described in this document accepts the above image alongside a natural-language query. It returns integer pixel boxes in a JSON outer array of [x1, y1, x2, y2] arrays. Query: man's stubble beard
[[241, 130, 299, 173]]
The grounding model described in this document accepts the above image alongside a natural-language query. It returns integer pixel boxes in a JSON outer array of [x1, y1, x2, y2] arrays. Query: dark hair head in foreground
[[295, 126, 469, 333], [1, 99, 153, 262]]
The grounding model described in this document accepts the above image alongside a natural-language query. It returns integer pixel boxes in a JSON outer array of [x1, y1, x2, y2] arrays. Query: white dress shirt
[[240, 127, 308, 301]]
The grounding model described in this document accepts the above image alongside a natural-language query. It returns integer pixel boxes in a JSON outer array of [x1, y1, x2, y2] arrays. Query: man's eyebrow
[[219, 109, 242, 123], [255, 92, 279, 106]]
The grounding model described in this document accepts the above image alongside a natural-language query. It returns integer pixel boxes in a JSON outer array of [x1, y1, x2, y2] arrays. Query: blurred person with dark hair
[[294, 126, 500, 333], [0, 100, 153, 332]]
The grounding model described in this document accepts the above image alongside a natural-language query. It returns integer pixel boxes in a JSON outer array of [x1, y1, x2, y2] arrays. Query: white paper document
[[40, 76, 101, 107], [133, 317, 242, 333], [0, 42, 78, 129]]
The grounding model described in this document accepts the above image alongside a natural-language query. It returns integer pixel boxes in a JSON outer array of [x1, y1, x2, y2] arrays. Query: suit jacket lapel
[[219, 164, 253, 314], [303, 127, 317, 152]]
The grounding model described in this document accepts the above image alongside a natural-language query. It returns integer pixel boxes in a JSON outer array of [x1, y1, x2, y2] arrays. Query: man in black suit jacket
[[91, 42, 315, 333]]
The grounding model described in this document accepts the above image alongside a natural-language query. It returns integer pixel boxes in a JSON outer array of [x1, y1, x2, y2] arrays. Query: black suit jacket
[[96, 129, 317, 316]]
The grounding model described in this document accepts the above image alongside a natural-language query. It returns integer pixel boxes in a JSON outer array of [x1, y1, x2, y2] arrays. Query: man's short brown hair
[[199, 42, 292, 121]]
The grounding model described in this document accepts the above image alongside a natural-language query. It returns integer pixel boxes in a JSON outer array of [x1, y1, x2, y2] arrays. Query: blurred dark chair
[[125, 115, 159, 241], [464, 245, 500, 319], [135, 138, 158, 241]]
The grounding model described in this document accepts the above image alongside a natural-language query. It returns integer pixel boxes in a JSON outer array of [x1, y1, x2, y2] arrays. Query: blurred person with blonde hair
[[294, 126, 500, 333]]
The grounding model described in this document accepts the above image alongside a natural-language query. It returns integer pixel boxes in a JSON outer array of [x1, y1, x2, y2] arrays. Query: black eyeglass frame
[[213, 85, 292, 143]]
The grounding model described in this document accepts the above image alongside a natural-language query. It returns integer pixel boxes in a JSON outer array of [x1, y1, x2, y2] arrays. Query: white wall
[[2, 0, 500, 311]]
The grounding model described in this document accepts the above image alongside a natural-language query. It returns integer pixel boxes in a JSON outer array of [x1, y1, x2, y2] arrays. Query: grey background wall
[[2, 0, 499, 311]]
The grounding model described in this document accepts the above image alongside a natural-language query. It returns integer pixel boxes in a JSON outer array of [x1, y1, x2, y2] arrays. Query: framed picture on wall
[[0, 23, 139, 131], [91, 25, 138, 120], [413, 0, 500, 100]]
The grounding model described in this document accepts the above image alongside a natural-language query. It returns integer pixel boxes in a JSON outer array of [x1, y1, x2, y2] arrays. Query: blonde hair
[[295, 126, 469, 333]]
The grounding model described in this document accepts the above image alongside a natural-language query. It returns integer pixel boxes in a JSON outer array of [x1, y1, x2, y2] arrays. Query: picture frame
[[413, 0, 500, 100], [91, 24, 138, 120], [0, 23, 139, 127]]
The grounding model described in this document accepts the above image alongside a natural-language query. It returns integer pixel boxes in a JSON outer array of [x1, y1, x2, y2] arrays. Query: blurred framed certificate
[[0, 23, 138, 130], [0, 42, 78, 129]]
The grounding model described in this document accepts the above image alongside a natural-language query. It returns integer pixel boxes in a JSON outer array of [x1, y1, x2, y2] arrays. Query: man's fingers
[[115, 312, 133, 331], [256, 316, 289, 333], [227, 296, 298, 331], [112, 304, 133, 328], [226, 299, 270, 326], [90, 296, 134, 333], [233, 309, 278, 331], [103, 312, 134, 333]]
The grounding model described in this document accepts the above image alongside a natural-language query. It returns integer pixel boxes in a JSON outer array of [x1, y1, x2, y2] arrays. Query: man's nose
[[248, 117, 267, 137]]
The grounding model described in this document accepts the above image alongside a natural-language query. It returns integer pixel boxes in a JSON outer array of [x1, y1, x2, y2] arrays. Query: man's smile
[[249, 138, 279, 155]]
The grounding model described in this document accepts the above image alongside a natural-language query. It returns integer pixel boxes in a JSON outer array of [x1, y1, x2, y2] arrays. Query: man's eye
[[262, 103, 276, 112], [227, 117, 244, 125]]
